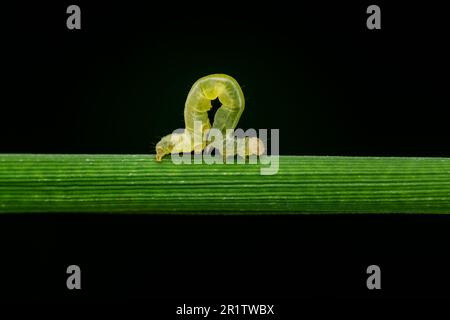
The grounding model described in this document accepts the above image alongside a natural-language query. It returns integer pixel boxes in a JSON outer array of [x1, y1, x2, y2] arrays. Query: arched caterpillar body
[[155, 74, 264, 161]]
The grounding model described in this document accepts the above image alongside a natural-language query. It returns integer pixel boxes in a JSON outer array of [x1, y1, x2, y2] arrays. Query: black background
[[1, 0, 450, 312]]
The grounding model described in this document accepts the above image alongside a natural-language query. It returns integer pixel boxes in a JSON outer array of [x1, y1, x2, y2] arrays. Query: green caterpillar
[[155, 74, 264, 161]]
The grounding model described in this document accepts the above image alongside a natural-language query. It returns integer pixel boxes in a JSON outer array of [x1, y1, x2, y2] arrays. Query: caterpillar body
[[155, 74, 264, 161]]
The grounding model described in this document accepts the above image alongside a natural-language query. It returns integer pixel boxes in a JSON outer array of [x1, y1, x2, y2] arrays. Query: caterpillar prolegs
[[155, 74, 265, 161]]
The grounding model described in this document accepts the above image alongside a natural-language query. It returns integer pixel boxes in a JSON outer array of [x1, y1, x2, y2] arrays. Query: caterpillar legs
[[155, 131, 265, 162]]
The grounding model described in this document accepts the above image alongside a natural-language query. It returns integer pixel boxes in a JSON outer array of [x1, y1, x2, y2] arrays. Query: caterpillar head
[[247, 137, 265, 156]]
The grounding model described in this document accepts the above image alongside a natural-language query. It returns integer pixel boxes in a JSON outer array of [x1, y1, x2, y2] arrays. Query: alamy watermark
[[166, 121, 279, 175]]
